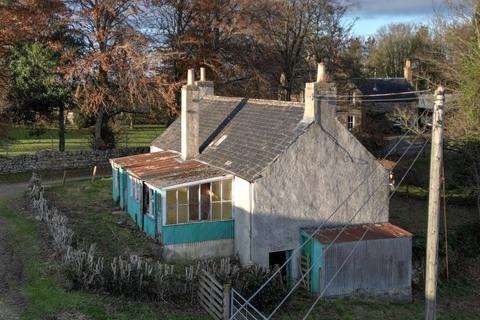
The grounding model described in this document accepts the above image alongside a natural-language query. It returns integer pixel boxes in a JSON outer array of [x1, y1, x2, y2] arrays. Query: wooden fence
[[198, 270, 231, 320]]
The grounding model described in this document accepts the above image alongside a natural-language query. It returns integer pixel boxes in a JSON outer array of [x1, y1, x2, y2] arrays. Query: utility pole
[[425, 86, 445, 320]]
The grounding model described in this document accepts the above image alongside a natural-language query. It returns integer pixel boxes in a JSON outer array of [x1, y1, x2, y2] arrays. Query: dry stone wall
[[0, 147, 149, 174]]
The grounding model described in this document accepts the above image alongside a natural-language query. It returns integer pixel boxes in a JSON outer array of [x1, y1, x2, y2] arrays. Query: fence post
[[223, 283, 231, 320], [62, 170, 67, 185], [91, 166, 97, 182]]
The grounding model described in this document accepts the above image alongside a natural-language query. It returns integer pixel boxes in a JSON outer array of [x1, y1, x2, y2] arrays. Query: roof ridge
[[203, 95, 304, 108]]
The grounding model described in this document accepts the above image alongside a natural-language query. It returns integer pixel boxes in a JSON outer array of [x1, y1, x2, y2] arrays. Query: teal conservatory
[[110, 151, 235, 260]]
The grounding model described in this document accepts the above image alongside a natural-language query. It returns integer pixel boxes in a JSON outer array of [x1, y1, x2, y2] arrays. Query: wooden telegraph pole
[[425, 86, 445, 320]]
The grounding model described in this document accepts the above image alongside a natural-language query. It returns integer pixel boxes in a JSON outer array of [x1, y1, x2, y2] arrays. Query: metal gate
[[230, 288, 267, 320]]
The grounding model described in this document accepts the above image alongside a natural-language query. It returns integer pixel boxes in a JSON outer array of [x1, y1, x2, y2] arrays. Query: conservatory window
[[165, 179, 233, 225]]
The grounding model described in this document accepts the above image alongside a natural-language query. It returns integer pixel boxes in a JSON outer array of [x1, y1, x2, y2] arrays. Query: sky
[[344, 0, 447, 36]]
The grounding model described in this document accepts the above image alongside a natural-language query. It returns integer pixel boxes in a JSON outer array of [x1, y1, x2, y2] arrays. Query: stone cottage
[[337, 60, 418, 133], [110, 65, 412, 299]]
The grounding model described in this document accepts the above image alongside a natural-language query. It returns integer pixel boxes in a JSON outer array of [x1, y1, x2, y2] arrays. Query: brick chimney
[[181, 69, 200, 160], [303, 63, 337, 128], [195, 67, 214, 98], [404, 59, 413, 82]]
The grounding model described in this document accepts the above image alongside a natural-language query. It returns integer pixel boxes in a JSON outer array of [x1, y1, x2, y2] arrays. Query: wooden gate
[[198, 270, 231, 320], [300, 254, 311, 290]]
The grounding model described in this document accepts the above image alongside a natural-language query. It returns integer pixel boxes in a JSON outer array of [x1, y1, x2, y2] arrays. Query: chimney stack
[[303, 63, 336, 127], [404, 59, 413, 82], [181, 69, 200, 160], [196, 67, 214, 98]]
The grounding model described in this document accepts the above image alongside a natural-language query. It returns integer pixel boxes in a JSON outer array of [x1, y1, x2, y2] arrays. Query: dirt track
[[0, 174, 104, 319], [0, 191, 25, 320]]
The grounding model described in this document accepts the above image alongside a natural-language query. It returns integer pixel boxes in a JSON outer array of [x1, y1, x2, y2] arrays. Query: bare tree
[[64, 0, 161, 149]]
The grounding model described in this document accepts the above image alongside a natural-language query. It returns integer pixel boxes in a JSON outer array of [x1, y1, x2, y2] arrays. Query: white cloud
[[344, 0, 446, 18]]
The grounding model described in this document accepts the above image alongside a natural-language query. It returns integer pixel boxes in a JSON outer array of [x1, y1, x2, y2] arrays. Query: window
[[165, 179, 233, 225], [166, 190, 177, 224], [347, 115, 355, 131], [189, 185, 200, 221], [143, 187, 155, 218], [130, 177, 140, 201], [113, 168, 119, 193]]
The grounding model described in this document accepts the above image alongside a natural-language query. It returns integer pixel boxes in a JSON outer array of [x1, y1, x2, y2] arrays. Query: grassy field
[[0, 196, 208, 320], [0, 124, 165, 156]]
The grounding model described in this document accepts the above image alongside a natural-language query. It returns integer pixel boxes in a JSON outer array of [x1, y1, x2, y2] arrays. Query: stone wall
[[0, 147, 149, 175]]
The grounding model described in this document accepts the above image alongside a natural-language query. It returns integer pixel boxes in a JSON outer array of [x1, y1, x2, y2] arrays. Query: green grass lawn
[[0, 197, 208, 320], [45, 178, 155, 259], [0, 124, 165, 156]]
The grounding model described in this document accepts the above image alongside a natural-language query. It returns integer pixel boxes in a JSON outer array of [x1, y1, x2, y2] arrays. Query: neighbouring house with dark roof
[[337, 60, 418, 134], [110, 65, 412, 300]]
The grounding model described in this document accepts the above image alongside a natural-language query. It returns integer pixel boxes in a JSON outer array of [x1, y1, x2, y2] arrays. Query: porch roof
[[302, 223, 412, 245], [110, 151, 178, 169], [110, 151, 229, 189]]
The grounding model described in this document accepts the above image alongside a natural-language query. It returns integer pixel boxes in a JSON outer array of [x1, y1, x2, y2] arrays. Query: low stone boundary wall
[[0, 147, 149, 175]]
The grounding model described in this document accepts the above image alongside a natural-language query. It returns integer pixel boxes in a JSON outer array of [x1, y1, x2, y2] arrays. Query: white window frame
[[129, 176, 141, 203], [129, 176, 134, 197], [163, 177, 234, 226], [347, 115, 355, 131], [135, 179, 141, 202]]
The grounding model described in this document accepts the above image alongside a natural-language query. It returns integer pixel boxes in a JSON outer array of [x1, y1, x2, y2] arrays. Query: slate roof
[[151, 96, 310, 181], [351, 78, 416, 102]]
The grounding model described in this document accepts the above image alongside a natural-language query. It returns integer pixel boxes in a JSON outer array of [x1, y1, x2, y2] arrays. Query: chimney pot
[[317, 63, 326, 82], [195, 67, 214, 97], [187, 69, 195, 85], [404, 59, 413, 82]]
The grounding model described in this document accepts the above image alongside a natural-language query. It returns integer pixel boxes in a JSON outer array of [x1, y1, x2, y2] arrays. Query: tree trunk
[[58, 104, 65, 152], [94, 108, 104, 150], [477, 192, 480, 220]]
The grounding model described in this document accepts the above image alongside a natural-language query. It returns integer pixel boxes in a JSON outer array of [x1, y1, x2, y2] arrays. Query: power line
[[335, 97, 421, 103], [265, 133, 428, 319], [230, 108, 430, 320], [334, 89, 431, 99], [301, 138, 431, 320]]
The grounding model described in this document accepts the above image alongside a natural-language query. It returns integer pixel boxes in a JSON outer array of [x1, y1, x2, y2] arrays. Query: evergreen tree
[[8, 42, 72, 151]]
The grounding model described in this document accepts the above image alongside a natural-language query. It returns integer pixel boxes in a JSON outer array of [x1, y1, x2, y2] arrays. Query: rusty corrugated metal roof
[[378, 159, 396, 170], [111, 151, 229, 189], [304, 223, 412, 245], [110, 151, 177, 169]]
